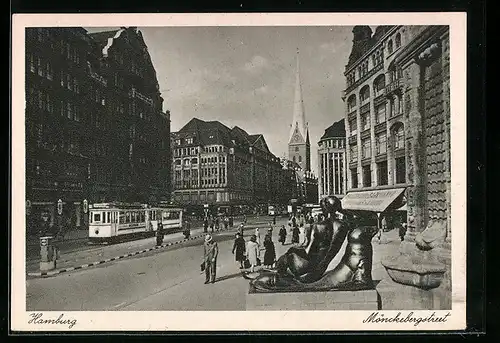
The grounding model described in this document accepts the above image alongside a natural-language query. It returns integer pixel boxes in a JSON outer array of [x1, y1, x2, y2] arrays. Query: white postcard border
[[11, 12, 467, 332]]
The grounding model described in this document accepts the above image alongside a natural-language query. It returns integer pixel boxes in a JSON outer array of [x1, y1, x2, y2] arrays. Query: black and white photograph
[[11, 13, 467, 331]]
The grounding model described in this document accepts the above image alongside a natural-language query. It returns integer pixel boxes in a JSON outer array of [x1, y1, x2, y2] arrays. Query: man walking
[[202, 234, 219, 284]]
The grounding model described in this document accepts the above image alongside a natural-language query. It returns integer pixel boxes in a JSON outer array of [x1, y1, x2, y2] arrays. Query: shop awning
[[341, 188, 406, 213]]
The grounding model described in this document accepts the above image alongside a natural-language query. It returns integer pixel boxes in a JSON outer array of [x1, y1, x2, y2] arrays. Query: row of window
[[350, 128, 403, 161], [28, 54, 54, 80], [60, 71, 81, 94], [31, 29, 82, 64], [346, 30, 402, 89], [319, 139, 345, 149], [173, 147, 199, 157], [174, 137, 194, 146], [319, 153, 345, 195], [348, 101, 402, 136], [350, 156, 405, 189]]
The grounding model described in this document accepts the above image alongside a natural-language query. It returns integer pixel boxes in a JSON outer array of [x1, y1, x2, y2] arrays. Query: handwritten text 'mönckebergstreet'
[[363, 311, 451, 327], [28, 313, 77, 329]]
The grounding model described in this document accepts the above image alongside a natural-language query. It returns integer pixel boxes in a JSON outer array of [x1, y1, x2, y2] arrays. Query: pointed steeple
[[289, 48, 308, 143]]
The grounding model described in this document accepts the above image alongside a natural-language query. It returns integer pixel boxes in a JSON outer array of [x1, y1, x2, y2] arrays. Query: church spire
[[289, 48, 308, 143]]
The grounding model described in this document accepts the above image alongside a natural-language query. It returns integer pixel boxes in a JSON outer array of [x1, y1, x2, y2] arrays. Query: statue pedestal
[[246, 286, 379, 311]]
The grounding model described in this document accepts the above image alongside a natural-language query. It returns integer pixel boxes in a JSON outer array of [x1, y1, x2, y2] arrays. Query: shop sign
[[341, 188, 406, 212]]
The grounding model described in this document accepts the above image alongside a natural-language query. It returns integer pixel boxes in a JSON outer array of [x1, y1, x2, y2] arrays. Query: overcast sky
[[87, 26, 356, 174]]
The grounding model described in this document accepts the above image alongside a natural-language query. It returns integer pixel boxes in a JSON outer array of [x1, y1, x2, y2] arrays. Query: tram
[[88, 202, 183, 243]]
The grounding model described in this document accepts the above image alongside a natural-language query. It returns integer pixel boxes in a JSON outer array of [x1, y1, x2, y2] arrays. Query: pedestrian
[[255, 227, 261, 247], [246, 234, 260, 273], [215, 216, 220, 232], [229, 216, 234, 227], [263, 234, 276, 268], [238, 223, 244, 237], [202, 234, 219, 284], [203, 217, 208, 233], [272, 215, 276, 225], [224, 216, 229, 230], [299, 223, 306, 246], [183, 219, 191, 239], [399, 222, 407, 241], [210, 218, 215, 233], [243, 214, 247, 225], [278, 225, 287, 245], [232, 232, 246, 269], [292, 225, 300, 245], [265, 227, 272, 242]]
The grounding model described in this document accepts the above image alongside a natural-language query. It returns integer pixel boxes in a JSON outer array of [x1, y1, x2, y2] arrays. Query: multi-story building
[[25, 27, 170, 236], [342, 25, 451, 308], [317, 118, 347, 201], [280, 158, 318, 206], [171, 118, 285, 210]]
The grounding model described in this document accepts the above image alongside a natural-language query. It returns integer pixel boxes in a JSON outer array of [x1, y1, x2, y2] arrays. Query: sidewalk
[[26, 224, 229, 276]]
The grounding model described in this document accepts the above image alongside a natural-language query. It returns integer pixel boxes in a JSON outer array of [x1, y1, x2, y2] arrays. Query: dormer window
[[186, 137, 193, 144]]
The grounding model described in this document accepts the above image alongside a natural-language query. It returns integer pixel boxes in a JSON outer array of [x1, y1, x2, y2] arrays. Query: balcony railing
[[385, 78, 402, 95], [129, 88, 153, 106], [345, 63, 383, 94]]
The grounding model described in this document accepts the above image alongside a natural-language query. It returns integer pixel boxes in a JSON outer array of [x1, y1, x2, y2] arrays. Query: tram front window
[[93, 213, 101, 222]]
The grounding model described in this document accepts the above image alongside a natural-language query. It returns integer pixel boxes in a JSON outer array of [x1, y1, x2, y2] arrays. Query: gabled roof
[[177, 118, 273, 154], [177, 118, 232, 146], [320, 118, 346, 140]]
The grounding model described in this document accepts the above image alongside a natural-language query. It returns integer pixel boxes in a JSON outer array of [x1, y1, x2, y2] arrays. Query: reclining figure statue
[[250, 196, 378, 293]]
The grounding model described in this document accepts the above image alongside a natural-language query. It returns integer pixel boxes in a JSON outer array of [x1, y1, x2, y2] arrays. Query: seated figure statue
[[250, 196, 378, 292]]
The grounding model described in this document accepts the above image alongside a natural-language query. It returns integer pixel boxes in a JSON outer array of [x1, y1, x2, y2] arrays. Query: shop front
[[341, 187, 407, 231]]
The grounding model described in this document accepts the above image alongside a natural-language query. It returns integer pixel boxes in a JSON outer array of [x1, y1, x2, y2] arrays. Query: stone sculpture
[[248, 196, 378, 293]]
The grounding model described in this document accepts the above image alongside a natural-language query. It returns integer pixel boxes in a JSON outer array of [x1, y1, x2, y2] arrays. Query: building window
[[395, 157, 406, 184], [292, 156, 296, 163], [362, 139, 371, 159], [361, 112, 370, 131], [388, 40, 394, 54], [394, 125, 405, 150], [298, 155, 302, 163], [362, 165, 371, 187], [376, 133, 387, 154], [37, 58, 44, 77], [347, 94, 357, 112], [347, 72, 355, 86], [295, 146, 299, 152], [29, 54, 35, 73], [46, 62, 53, 80], [351, 169, 358, 188], [373, 74, 385, 97], [350, 144, 358, 162], [360, 85, 370, 105], [395, 33, 401, 48], [377, 161, 388, 185], [186, 137, 193, 144], [349, 118, 357, 135], [376, 104, 386, 124]]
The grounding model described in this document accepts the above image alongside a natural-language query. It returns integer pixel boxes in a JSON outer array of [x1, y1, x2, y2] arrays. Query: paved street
[[26, 217, 401, 311]]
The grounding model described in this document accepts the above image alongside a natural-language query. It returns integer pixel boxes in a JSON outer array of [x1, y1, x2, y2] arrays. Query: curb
[[26, 220, 280, 278], [26, 228, 236, 278]]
